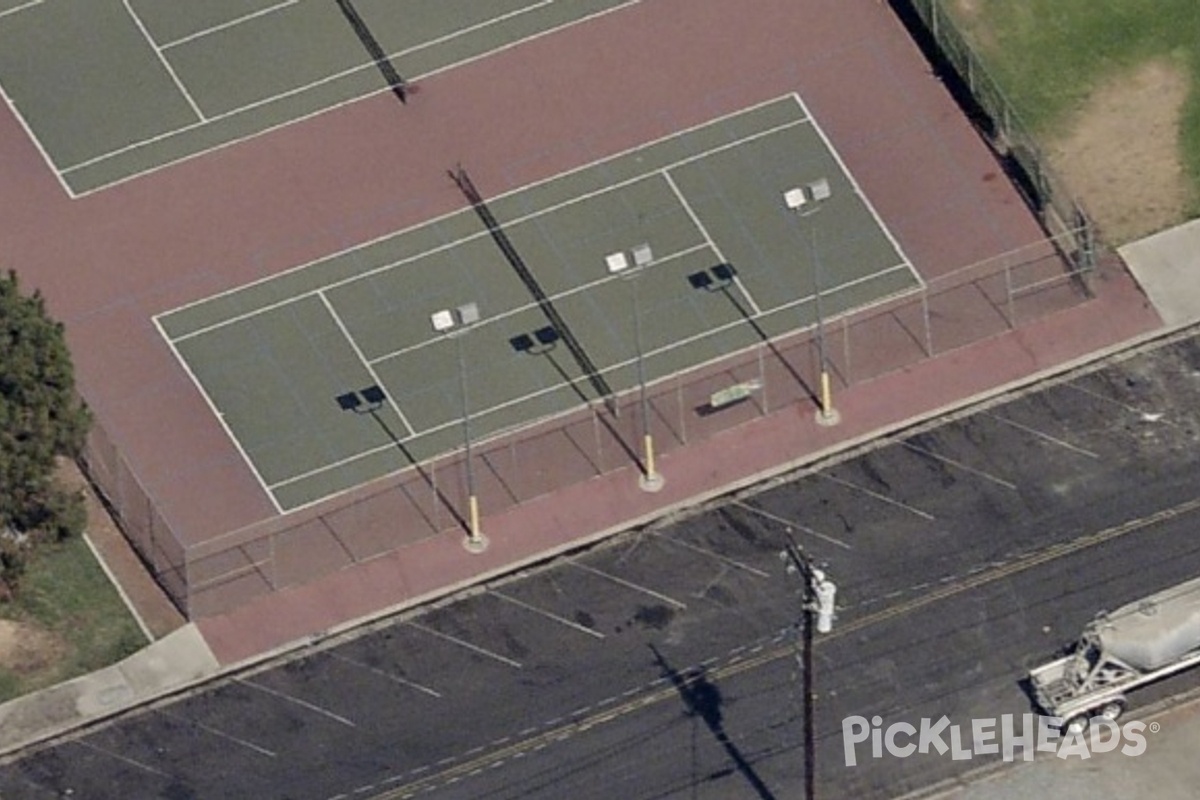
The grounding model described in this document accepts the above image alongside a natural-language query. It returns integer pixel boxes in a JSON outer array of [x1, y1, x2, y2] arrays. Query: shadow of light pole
[[335, 385, 467, 533], [510, 326, 642, 470], [687, 264, 819, 408]]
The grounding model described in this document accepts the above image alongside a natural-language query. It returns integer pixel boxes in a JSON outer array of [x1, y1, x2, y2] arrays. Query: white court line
[[405, 621, 523, 668], [150, 316, 283, 514], [787, 92, 921, 291], [896, 440, 1018, 490], [156, 709, 277, 757], [982, 411, 1099, 459], [63, 0, 646, 187], [0, 77, 74, 196], [660, 168, 763, 316], [0, 0, 41, 19], [330, 652, 442, 698], [317, 291, 416, 436], [816, 472, 936, 521], [490, 589, 606, 639], [121, 0, 205, 121], [266, 263, 918, 493], [75, 739, 171, 777], [730, 500, 852, 550], [567, 561, 687, 609], [652, 531, 772, 576], [159, 0, 299, 49], [165, 118, 805, 343], [238, 678, 357, 727], [155, 91, 798, 323]]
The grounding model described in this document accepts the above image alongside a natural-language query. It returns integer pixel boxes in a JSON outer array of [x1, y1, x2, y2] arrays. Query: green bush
[[0, 270, 91, 595]]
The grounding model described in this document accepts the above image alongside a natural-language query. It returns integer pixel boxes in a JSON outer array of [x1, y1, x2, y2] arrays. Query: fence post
[[677, 373, 686, 444], [1005, 261, 1015, 328], [921, 289, 934, 357], [758, 340, 768, 415], [593, 404, 604, 473]]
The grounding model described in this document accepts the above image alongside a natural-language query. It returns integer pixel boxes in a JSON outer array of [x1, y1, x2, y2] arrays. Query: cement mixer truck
[[1028, 575, 1200, 734]]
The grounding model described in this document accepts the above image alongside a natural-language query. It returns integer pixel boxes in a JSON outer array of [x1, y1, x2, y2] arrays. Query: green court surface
[[0, 0, 635, 195], [158, 95, 917, 511]]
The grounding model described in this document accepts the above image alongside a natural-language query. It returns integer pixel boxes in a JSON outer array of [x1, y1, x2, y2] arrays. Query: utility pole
[[781, 538, 837, 800]]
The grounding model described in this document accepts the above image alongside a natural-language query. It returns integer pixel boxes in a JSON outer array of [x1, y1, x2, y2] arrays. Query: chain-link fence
[[167, 229, 1090, 617], [79, 424, 188, 608], [76, 31, 1100, 619], [900, 0, 1097, 281]]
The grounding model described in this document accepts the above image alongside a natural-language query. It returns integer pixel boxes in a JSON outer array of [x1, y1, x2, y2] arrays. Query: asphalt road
[[3, 331, 1200, 799]]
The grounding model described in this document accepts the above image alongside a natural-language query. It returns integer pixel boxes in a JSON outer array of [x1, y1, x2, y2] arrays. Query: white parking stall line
[[816, 473, 935, 520], [730, 500, 852, 550], [567, 561, 687, 609], [330, 652, 442, 698], [652, 531, 772, 576], [237, 678, 357, 727], [1064, 381, 1179, 428], [896, 440, 1017, 490], [155, 709, 277, 757], [982, 410, 1099, 459], [405, 622, 523, 668], [490, 590, 605, 639], [74, 739, 171, 777]]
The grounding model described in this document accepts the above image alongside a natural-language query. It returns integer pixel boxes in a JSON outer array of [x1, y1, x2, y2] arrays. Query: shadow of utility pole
[[650, 644, 778, 800]]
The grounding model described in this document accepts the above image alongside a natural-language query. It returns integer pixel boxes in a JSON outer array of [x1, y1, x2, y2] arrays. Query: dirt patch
[[0, 619, 66, 674], [1044, 59, 1191, 245]]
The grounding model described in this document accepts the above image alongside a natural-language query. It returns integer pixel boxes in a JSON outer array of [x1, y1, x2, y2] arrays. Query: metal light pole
[[431, 302, 488, 553], [785, 179, 840, 426], [605, 244, 664, 492]]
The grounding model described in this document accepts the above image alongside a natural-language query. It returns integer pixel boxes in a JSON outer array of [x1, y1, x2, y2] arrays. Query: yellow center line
[[370, 496, 1200, 799]]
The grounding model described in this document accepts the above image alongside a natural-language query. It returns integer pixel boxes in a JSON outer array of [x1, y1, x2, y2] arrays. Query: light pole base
[[463, 533, 490, 554], [815, 407, 841, 427], [639, 472, 665, 493]]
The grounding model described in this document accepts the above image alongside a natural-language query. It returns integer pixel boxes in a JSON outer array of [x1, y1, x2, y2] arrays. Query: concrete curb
[[3, 310, 1195, 764], [0, 625, 218, 757], [213, 318, 1200, 678]]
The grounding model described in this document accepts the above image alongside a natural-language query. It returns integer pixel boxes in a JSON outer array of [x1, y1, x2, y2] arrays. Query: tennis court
[[157, 94, 916, 512], [0, 0, 638, 195]]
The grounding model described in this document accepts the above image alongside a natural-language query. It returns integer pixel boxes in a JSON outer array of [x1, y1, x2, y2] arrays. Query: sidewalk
[[193, 255, 1165, 667], [1, 229, 1196, 768]]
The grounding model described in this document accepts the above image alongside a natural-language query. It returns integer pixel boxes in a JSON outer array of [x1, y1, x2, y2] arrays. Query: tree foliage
[[0, 270, 91, 594]]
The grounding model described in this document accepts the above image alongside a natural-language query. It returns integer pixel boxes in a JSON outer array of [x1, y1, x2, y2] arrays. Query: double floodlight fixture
[[605, 243, 654, 275], [431, 301, 481, 333], [784, 177, 832, 213]]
